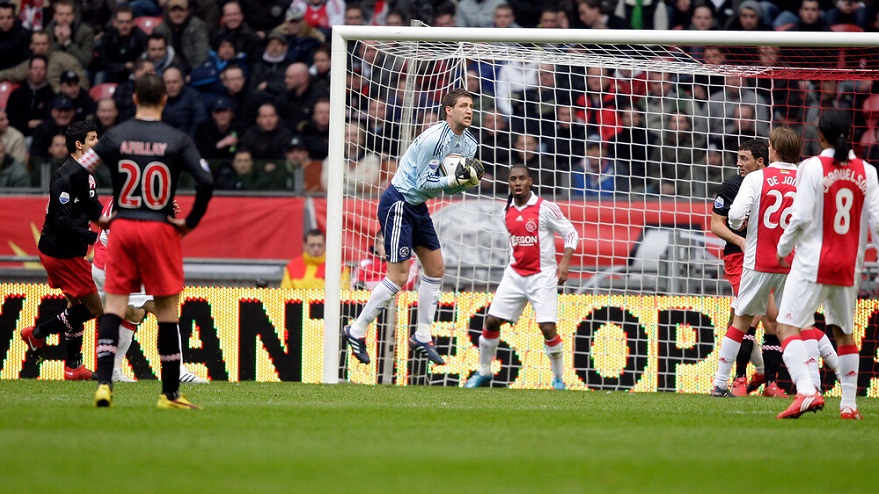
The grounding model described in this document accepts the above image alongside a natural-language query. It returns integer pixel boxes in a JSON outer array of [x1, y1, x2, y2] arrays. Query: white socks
[[478, 331, 500, 376], [713, 326, 744, 389], [414, 275, 442, 343], [350, 277, 401, 338]]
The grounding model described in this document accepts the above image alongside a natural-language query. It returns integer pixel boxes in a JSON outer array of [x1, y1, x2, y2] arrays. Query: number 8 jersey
[[728, 162, 798, 274], [777, 149, 879, 286], [79, 119, 214, 227]]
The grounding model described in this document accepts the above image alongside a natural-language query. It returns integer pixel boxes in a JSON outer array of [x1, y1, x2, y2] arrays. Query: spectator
[[456, 0, 507, 27], [492, 3, 522, 28], [385, 9, 406, 26], [302, 0, 346, 37], [153, 0, 211, 72], [361, 96, 399, 160], [280, 229, 337, 290], [93, 98, 119, 136], [641, 70, 707, 136], [239, 0, 291, 35], [826, 0, 869, 28], [0, 139, 29, 187], [509, 133, 560, 199], [684, 1, 718, 61], [0, 2, 32, 71], [790, 0, 831, 31], [32, 134, 70, 188], [609, 104, 659, 195], [239, 102, 294, 162], [93, 6, 149, 85], [271, 2, 325, 66], [576, 66, 622, 140], [546, 103, 587, 172], [0, 109, 27, 164], [667, 0, 694, 29], [214, 0, 261, 61], [161, 66, 207, 138], [299, 97, 330, 160], [494, 60, 538, 117], [260, 133, 308, 192], [189, 35, 248, 95], [723, 1, 771, 64], [189, 0, 222, 37], [214, 148, 268, 190], [320, 122, 382, 195], [249, 31, 291, 98], [45, 0, 95, 70], [649, 111, 708, 197], [58, 70, 95, 123], [512, 63, 572, 136], [344, 3, 367, 25], [194, 96, 242, 169], [621, 0, 665, 29], [29, 95, 77, 176], [537, 6, 560, 28], [309, 43, 332, 95], [114, 59, 156, 121], [5, 55, 55, 137], [706, 74, 771, 137], [571, 135, 617, 198], [141, 33, 177, 77], [576, 0, 630, 29], [0, 30, 85, 93], [474, 107, 512, 183], [432, 1, 458, 27], [276, 62, 325, 132], [212, 64, 259, 128]]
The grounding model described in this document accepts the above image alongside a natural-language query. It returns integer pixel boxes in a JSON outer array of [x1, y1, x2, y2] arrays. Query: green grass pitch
[[1, 380, 875, 493]]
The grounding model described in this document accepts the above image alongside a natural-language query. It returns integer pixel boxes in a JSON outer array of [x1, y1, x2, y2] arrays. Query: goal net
[[322, 26, 879, 391]]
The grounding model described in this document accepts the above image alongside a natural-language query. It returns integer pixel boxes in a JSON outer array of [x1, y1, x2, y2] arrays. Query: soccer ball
[[442, 154, 466, 175]]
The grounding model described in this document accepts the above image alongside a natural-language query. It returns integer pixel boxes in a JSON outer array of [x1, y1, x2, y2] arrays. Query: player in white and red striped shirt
[[774, 110, 879, 419], [464, 164, 578, 389], [711, 127, 800, 397]]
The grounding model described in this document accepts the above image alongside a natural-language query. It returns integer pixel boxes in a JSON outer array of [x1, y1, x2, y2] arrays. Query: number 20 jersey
[[83, 119, 214, 224]]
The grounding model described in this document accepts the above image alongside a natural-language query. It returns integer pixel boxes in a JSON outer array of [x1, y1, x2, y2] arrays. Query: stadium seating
[[135, 16, 162, 35], [0, 81, 19, 110], [88, 83, 118, 101]]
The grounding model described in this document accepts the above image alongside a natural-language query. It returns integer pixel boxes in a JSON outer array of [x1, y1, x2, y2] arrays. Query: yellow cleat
[[157, 393, 202, 410], [94, 384, 113, 408]]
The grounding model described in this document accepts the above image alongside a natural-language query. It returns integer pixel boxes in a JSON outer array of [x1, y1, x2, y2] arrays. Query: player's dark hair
[[135, 72, 166, 107], [818, 109, 853, 165], [304, 228, 325, 241], [769, 126, 802, 164], [738, 138, 768, 164], [505, 164, 532, 212], [441, 88, 472, 111], [65, 120, 97, 154]]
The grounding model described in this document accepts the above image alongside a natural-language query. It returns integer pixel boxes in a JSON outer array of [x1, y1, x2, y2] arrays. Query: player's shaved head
[[135, 72, 167, 108]]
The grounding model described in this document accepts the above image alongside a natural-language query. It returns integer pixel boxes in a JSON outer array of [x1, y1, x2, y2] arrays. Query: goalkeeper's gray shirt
[[391, 121, 478, 205]]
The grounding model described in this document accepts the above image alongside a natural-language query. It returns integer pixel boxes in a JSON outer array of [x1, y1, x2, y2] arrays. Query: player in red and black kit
[[78, 72, 214, 409], [21, 121, 104, 381], [710, 139, 786, 397]]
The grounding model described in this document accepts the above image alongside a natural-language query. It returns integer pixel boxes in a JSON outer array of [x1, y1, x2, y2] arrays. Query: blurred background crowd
[[1, 0, 878, 199]]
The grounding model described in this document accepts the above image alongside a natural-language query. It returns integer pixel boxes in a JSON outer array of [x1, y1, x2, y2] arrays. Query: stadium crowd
[[1, 0, 878, 197]]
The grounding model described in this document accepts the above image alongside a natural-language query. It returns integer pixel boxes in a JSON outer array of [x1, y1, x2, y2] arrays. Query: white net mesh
[[327, 28, 879, 389]]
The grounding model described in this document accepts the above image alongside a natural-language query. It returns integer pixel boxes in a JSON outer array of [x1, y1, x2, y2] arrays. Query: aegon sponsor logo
[[511, 235, 538, 246]]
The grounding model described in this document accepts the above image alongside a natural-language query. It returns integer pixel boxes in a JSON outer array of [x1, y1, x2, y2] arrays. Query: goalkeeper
[[464, 164, 578, 389], [344, 88, 484, 366]]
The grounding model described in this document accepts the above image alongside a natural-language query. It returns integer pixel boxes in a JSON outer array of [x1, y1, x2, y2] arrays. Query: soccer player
[[21, 121, 103, 381], [343, 88, 484, 366], [78, 72, 214, 409], [774, 109, 879, 420], [710, 139, 780, 397], [91, 198, 209, 384], [711, 128, 800, 398], [463, 164, 578, 389]]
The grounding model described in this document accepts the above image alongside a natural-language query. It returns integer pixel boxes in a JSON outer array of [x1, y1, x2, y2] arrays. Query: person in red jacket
[[281, 229, 349, 289]]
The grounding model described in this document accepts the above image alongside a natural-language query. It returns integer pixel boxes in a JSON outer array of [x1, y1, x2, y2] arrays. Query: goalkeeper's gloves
[[452, 158, 484, 187]]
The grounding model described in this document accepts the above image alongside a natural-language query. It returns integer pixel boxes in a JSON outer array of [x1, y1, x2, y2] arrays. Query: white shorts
[[733, 268, 786, 317], [487, 267, 558, 324], [92, 264, 153, 309], [776, 268, 858, 334]]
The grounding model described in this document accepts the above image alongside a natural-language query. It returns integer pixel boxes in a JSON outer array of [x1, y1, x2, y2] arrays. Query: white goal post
[[322, 26, 879, 386]]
